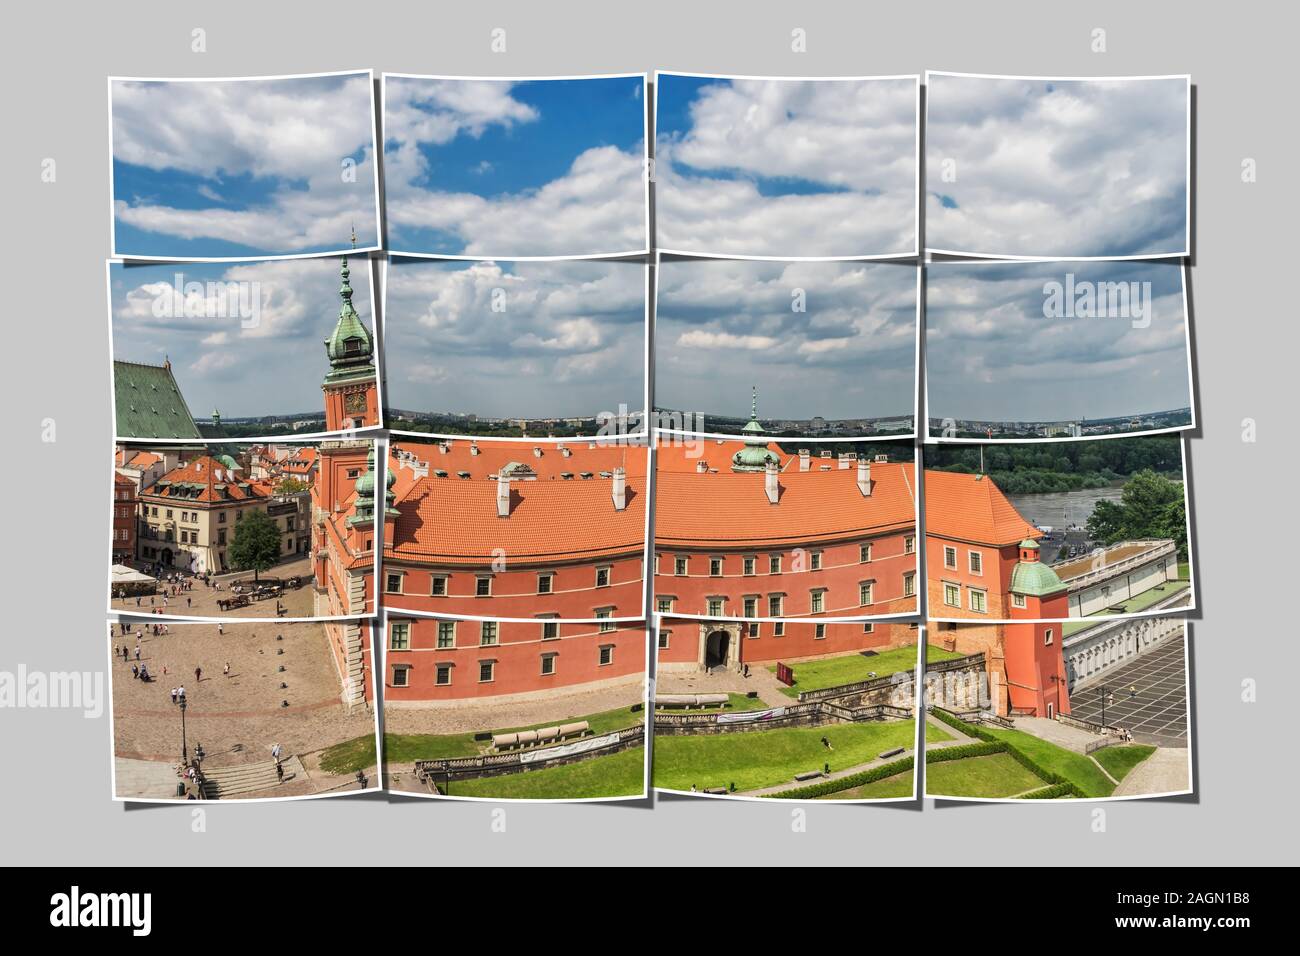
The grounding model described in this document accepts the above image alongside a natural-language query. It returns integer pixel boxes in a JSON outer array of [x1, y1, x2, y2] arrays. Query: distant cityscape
[[387, 408, 647, 438], [655, 408, 915, 438], [928, 407, 1192, 441]]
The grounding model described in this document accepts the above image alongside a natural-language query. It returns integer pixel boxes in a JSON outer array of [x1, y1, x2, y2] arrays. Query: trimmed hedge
[[1019, 782, 1087, 800], [761, 756, 914, 800], [925, 741, 1005, 764]]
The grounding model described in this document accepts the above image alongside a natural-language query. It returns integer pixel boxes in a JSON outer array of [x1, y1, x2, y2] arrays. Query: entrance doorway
[[705, 630, 730, 670]]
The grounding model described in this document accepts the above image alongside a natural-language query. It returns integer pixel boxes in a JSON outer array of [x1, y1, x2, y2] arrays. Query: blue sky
[[926, 261, 1192, 422], [655, 259, 916, 421], [110, 256, 372, 418], [111, 73, 380, 259], [925, 75, 1189, 257], [384, 76, 647, 256], [655, 74, 917, 257], [383, 258, 644, 418]]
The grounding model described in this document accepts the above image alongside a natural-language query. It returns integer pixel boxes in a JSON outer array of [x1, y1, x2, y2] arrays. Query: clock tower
[[322, 232, 378, 431]]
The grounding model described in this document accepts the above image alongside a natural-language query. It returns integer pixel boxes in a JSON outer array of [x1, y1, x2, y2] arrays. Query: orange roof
[[391, 437, 649, 481], [655, 439, 795, 473], [923, 470, 1039, 547], [386, 455, 646, 567], [141, 456, 271, 504], [655, 460, 916, 549], [121, 450, 162, 469]]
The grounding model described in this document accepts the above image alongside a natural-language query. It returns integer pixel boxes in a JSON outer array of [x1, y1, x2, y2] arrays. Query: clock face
[[344, 391, 368, 414]]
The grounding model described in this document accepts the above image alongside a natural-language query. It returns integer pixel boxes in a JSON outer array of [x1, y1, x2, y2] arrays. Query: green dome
[[730, 384, 779, 472], [354, 445, 377, 496], [1019, 538, 1040, 550], [324, 254, 375, 380], [1010, 560, 1065, 597]]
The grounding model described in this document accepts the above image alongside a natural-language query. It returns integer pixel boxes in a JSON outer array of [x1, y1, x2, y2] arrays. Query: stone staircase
[[198, 756, 304, 799]]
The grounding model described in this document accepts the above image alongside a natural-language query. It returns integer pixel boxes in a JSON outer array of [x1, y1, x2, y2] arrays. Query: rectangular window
[[862, 622, 875, 634], [480, 622, 498, 646], [706, 598, 724, 616], [391, 666, 410, 688], [595, 566, 611, 588], [810, 591, 825, 613], [743, 596, 758, 618], [903, 572, 916, 598], [742, 555, 756, 576], [810, 551, 823, 571], [1044, 628, 1054, 646], [435, 664, 452, 686], [815, 624, 826, 639], [944, 582, 960, 607], [773, 621, 785, 637], [709, 557, 722, 577], [475, 576, 492, 597], [1013, 593, 1027, 609], [859, 543, 872, 563], [436, 621, 456, 649], [943, 546, 957, 569], [541, 621, 559, 641], [859, 582, 874, 607], [599, 645, 614, 666], [537, 574, 553, 594], [675, 556, 688, 576], [478, 661, 495, 683], [597, 610, 614, 633], [658, 630, 670, 649], [969, 589, 988, 614], [969, 551, 983, 575], [388, 621, 410, 651], [768, 595, 783, 617], [904, 535, 915, 555], [540, 654, 557, 676], [769, 555, 781, 574], [385, 573, 403, 594], [656, 596, 674, 614], [430, 575, 447, 596]]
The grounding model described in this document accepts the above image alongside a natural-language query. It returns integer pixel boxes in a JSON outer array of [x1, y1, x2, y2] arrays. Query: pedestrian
[[217, 623, 224, 636], [131, 663, 139, 679], [271, 742, 282, 762], [177, 684, 185, 700], [223, 662, 230, 678], [170, 688, 178, 704], [275, 762, 285, 784], [195, 666, 202, 683], [135, 647, 141, 661]]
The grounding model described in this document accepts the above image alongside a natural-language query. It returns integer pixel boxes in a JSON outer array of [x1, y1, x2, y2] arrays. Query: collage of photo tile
[[104, 69, 1194, 805]]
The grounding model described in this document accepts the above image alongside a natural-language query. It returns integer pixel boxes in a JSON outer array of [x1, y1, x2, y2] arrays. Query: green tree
[[1086, 470, 1187, 557], [228, 508, 282, 582], [275, 477, 309, 494]]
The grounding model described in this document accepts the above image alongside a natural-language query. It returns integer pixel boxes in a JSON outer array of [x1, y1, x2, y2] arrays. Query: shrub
[[761, 756, 915, 800]]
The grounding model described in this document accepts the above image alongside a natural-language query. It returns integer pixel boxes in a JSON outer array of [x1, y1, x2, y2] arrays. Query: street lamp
[[1099, 684, 1110, 726], [176, 692, 188, 765]]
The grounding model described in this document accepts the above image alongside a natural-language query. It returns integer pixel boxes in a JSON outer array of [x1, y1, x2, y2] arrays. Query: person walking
[[170, 688, 178, 704], [223, 662, 230, 678], [194, 666, 202, 683]]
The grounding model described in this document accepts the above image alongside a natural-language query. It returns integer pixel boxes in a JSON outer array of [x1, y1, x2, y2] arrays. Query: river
[[1006, 485, 1125, 532]]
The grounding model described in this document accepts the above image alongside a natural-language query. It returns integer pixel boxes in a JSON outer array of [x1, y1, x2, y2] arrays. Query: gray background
[[2, 0, 1294, 865]]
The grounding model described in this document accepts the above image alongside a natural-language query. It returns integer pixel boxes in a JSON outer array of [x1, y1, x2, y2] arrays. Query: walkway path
[[656, 667, 791, 708], [1112, 746, 1191, 797], [747, 746, 914, 797], [1011, 715, 1104, 753]]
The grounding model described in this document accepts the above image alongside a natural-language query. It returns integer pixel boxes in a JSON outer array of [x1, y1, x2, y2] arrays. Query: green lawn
[[318, 734, 377, 775], [1092, 744, 1157, 783], [442, 747, 645, 800], [382, 706, 643, 763], [768, 644, 941, 698], [926, 752, 1044, 798], [818, 771, 914, 800], [925, 722, 955, 743], [653, 719, 917, 794], [979, 726, 1116, 797]]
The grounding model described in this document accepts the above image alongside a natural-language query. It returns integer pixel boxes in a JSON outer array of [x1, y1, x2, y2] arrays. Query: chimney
[[561, 446, 572, 458], [798, 449, 810, 472], [875, 454, 888, 463], [611, 467, 627, 511], [438, 443, 449, 455], [765, 460, 779, 504], [496, 475, 511, 517], [695, 460, 708, 474], [470, 443, 480, 456], [533, 446, 542, 458], [838, 453, 851, 470], [857, 458, 872, 497]]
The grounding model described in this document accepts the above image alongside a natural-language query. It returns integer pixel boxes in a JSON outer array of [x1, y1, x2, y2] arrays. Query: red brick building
[[923, 469, 1069, 622], [381, 438, 649, 621], [656, 616, 918, 673], [321, 244, 380, 431], [383, 615, 646, 703], [112, 473, 137, 564], [653, 433, 918, 621]]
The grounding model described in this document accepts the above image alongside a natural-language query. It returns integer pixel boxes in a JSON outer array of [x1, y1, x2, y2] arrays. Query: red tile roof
[[141, 456, 272, 504], [923, 470, 1039, 547], [387, 451, 647, 567], [391, 437, 649, 482], [655, 460, 916, 549]]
